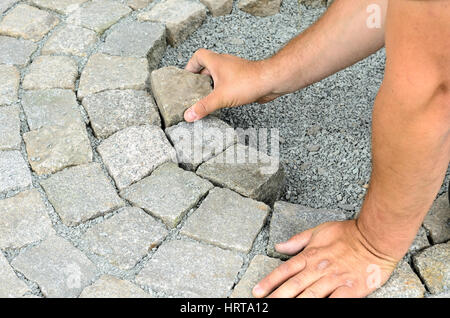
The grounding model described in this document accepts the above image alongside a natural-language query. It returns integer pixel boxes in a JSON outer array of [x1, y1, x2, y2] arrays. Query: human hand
[[183, 49, 281, 122], [253, 220, 399, 298]]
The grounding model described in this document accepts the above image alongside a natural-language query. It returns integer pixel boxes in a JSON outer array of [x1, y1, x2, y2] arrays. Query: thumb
[[184, 91, 222, 122], [275, 228, 314, 255]]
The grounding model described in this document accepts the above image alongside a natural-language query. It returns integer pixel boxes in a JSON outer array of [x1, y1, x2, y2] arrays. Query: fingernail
[[252, 284, 263, 296], [185, 107, 198, 122]]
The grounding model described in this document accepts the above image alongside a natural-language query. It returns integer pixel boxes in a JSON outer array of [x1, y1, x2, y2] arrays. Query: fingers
[[185, 48, 216, 74], [267, 268, 324, 298], [184, 91, 222, 122], [296, 275, 343, 298], [329, 283, 361, 298], [275, 228, 314, 256], [252, 254, 307, 298]]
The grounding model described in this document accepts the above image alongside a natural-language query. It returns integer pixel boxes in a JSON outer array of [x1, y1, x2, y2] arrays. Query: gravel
[[159, 0, 450, 213]]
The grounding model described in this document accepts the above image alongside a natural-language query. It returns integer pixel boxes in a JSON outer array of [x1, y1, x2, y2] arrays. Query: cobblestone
[[83, 207, 168, 270], [42, 24, 98, 57], [0, 151, 32, 194], [423, 193, 450, 244], [79, 275, 152, 298], [135, 239, 243, 297], [97, 125, 177, 189], [0, 252, 30, 298], [41, 163, 125, 226], [238, 0, 282, 17], [82, 89, 161, 139], [200, 0, 233, 16], [181, 187, 270, 253], [0, 36, 37, 66], [0, 105, 21, 151], [121, 162, 213, 228], [29, 0, 89, 15], [0, 65, 20, 105]]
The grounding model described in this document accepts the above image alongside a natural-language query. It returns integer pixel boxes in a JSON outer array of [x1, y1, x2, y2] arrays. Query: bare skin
[[184, 0, 450, 298]]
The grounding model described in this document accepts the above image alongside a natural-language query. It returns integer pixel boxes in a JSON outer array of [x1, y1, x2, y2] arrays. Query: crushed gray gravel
[[160, 0, 449, 214]]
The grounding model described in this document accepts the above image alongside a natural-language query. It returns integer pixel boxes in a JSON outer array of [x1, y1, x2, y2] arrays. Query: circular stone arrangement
[[0, 0, 448, 298]]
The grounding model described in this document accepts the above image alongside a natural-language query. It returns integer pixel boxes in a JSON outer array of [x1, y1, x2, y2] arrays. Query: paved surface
[[0, 0, 448, 298]]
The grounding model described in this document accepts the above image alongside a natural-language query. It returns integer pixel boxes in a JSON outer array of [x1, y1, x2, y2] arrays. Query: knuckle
[[303, 247, 319, 259], [302, 288, 318, 298], [290, 273, 305, 288], [196, 99, 209, 114]]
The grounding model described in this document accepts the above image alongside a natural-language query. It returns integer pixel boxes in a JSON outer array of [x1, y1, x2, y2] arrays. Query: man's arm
[[184, 0, 388, 121], [253, 0, 450, 298]]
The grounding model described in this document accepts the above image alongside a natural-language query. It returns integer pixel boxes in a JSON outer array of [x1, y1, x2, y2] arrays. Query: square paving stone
[[127, 0, 153, 10], [23, 123, 93, 175], [368, 260, 425, 298], [231, 255, 283, 298], [238, 0, 282, 17], [0, 189, 54, 249], [181, 187, 270, 253], [0, 65, 19, 105], [0, 36, 37, 66], [77, 53, 149, 99], [79, 275, 152, 298], [0, 151, 32, 193], [196, 143, 285, 205], [100, 21, 166, 69], [423, 193, 449, 244], [29, 0, 89, 15], [22, 89, 84, 131], [120, 162, 213, 228], [150, 66, 212, 127], [413, 242, 450, 295], [0, 4, 60, 42], [135, 239, 243, 297], [41, 163, 125, 226], [138, 0, 206, 47], [42, 24, 98, 57], [267, 201, 347, 259], [23, 56, 78, 90], [0, 0, 18, 15], [97, 125, 177, 189], [200, 0, 233, 16], [67, 0, 131, 34], [166, 116, 237, 171], [0, 105, 21, 151], [82, 90, 161, 139], [83, 207, 168, 270], [11, 234, 97, 298], [0, 252, 30, 298]]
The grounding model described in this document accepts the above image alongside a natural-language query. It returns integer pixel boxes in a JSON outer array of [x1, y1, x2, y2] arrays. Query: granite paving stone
[[368, 260, 426, 298], [29, 0, 89, 15], [100, 20, 166, 69], [21, 89, 84, 131], [120, 162, 213, 228], [238, 0, 282, 17], [0, 252, 30, 298], [41, 163, 125, 226], [196, 143, 285, 204], [200, 0, 233, 16], [423, 193, 450, 244], [83, 207, 168, 270], [41, 24, 98, 57], [138, 0, 206, 47], [67, 0, 131, 34], [231, 255, 283, 298], [126, 0, 153, 10], [150, 66, 212, 127], [77, 53, 149, 99], [23, 123, 93, 175], [79, 275, 152, 298], [0, 189, 54, 249], [267, 201, 347, 259], [165, 116, 237, 171], [0, 151, 32, 193], [408, 227, 430, 254], [0, 65, 20, 105], [82, 89, 161, 139], [0, 105, 21, 151], [0, 0, 18, 15], [97, 125, 177, 189], [22, 56, 78, 91], [0, 36, 37, 66], [11, 234, 97, 298], [413, 242, 450, 295], [0, 4, 59, 41], [135, 239, 243, 297], [181, 187, 270, 253]]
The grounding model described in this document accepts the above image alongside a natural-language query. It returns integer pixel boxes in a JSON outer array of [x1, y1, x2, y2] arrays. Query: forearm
[[260, 0, 387, 95], [356, 0, 450, 260]]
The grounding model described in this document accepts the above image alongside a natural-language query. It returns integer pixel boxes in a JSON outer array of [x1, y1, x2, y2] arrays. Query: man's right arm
[[184, 0, 388, 122]]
